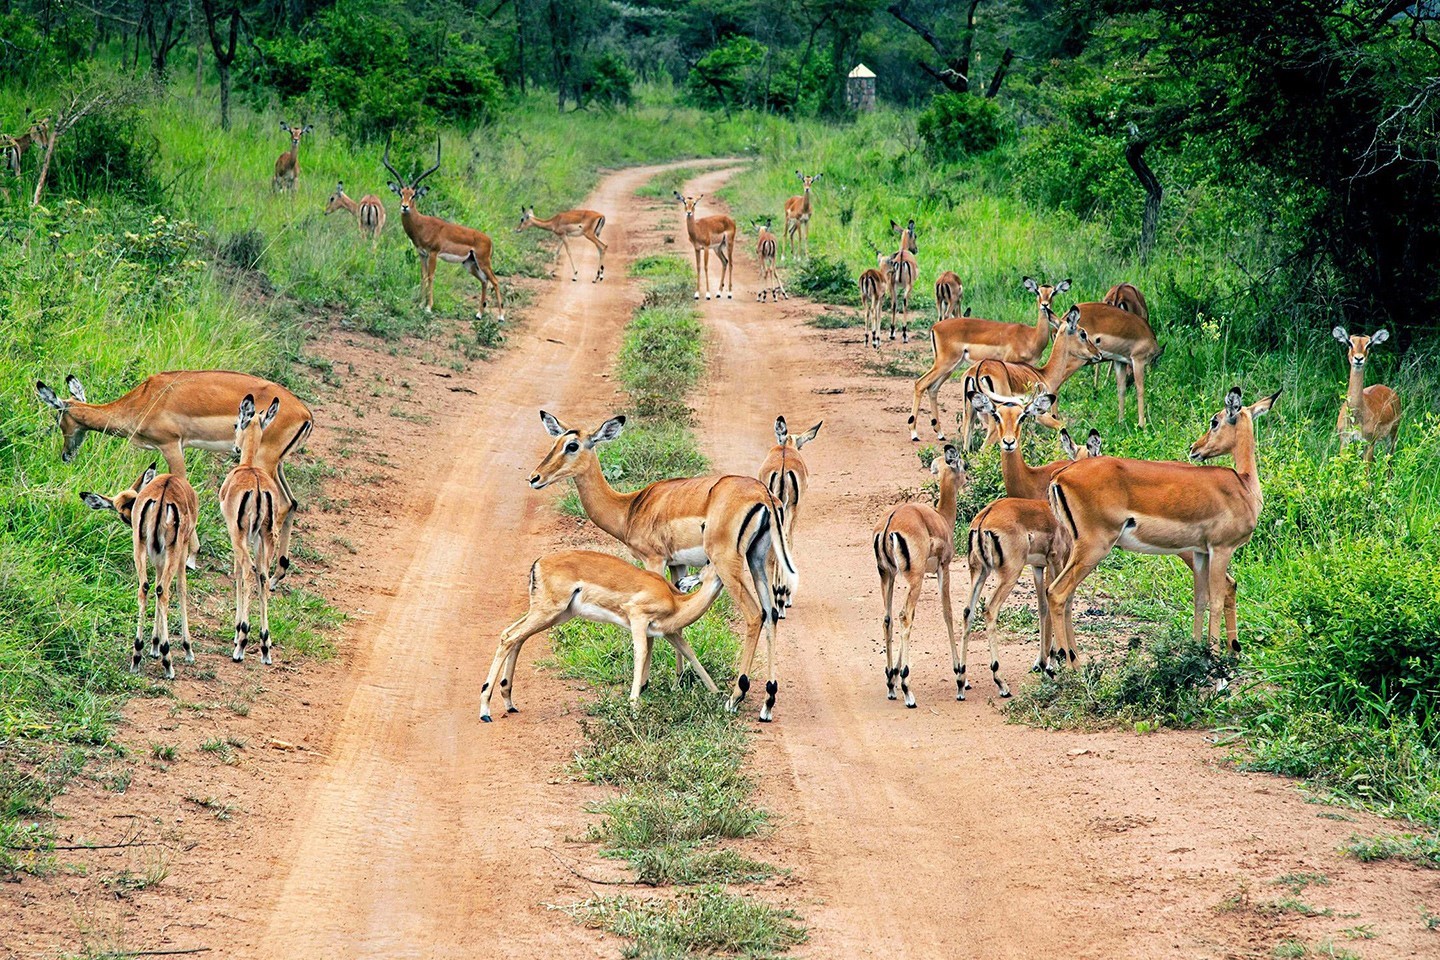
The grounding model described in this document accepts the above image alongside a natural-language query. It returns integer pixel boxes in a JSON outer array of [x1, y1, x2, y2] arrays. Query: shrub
[[579, 53, 636, 110], [791, 255, 856, 304], [917, 93, 1010, 163], [49, 105, 161, 203], [685, 37, 766, 113]]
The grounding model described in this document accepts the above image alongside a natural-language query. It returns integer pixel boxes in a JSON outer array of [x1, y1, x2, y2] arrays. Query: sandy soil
[[3, 161, 1436, 960]]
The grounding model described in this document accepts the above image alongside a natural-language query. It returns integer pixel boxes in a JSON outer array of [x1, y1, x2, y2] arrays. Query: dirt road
[[9, 161, 1434, 960]]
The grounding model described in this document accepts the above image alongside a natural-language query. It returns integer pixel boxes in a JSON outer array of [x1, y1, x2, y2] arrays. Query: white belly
[[575, 603, 629, 631], [1114, 514, 1194, 555], [187, 438, 235, 453], [669, 547, 709, 567], [438, 251, 470, 264]]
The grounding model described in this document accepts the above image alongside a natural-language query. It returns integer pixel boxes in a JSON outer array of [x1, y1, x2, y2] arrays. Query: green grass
[[1342, 832, 1440, 869], [568, 887, 806, 959]]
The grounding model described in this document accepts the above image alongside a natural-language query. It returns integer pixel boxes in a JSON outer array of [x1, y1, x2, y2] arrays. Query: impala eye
[[1211, 416, 1220, 428], [565, 441, 580, 454]]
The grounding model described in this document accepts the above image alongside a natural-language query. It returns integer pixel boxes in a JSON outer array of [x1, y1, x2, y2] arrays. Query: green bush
[[242, 0, 503, 139], [917, 93, 1010, 163], [791, 255, 856, 304], [579, 53, 636, 110], [49, 105, 161, 203]]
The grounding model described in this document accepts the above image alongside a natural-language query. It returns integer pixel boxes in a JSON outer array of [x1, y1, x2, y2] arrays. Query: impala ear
[[539, 410, 568, 437], [36, 380, 65, 411], [795, 421, 822, 449], [795, 170, 803, 180], [1224, 386, 1244, 424], [1022, 276, 1039, 294], [415, 185, 429, 199], [588, 416, 626, 446], [261, 397, 281, 429], [908, 219, 915, 231], [963, 306, 971, 316], [1056, 279, 1071, 293], [302, 124, 313, 133], [65, 375, 86, 402], [80, 491, 115, 512], [1064, 306, 1080, 333], [1059, 428, 1079, 459], [388, 182, 401, 195], [943, 444, 961, 469], [774, 416, 788, 445], [279, 121, 290, 132], [890, 219, 899, 231], [813, 173, 822, 180], [1086, 428, 1103, 457], [1332, 325, 1349, 344], [237, 394, 256, 430], [1370, 328, 1389, 345], [1249, 388, 1282, 420], [969, 388, 995, 416], [137, 462, 157, 490], [673, 191, 684, 202], [1026, 393, 1056, 418]]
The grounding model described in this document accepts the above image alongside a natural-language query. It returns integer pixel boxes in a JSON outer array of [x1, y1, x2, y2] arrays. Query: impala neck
[[1231, 417, 1262, 499], [571, 453, 639, 544], [1038, 332, 1088, 389], [801, 187, 811, 213], [670, 571, 726, 629], [67, 399, 135, 438], [1346, 363, 1365, 421], [936, 467, 960, 529], [529, 213, 559, 231], [998, 445, 1039, 496], [1031, 305, 1054, 357]]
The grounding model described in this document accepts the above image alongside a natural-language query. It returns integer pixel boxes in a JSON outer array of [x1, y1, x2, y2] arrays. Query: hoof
[[232, 653, 244, 663], [481, 714, 492, 723], [507, 706, 519, 714], [887, 691, 897, 700], [956, 693, 966, 701], [262, 655, 273, 666], [1000, 690, 1012, 698], [906, 702, 917, 709]]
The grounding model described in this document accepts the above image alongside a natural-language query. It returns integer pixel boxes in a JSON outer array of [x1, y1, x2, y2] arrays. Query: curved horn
[[413, 138, 442, 187], [381, 133, 404, 185]]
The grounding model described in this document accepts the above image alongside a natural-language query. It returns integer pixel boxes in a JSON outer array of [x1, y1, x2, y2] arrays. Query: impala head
[[969, 383, 1057, 454], [383, 136, 442, 214], [1059, 427, 1103, 460], [324, 181, 349, 214], [1189, 386, 1281, 462], [773, 415, 822, 450], [232, 394, 281, 458], [279, 121, 312, 149], [1332, 326, 1389, 368], [890, 218, 917, 254], [515, 205, 537, 231], [79, 462, 157, 526], [753, 217, 774, 237], [1022, 276, 1071, 317], [931, 442, 965, 483], [35, 375, 90, 462], [673, 192, 703, 218], [1053, 305, 1103, 362], [530, 411, 625, 489], [796, 171, 822, 193]]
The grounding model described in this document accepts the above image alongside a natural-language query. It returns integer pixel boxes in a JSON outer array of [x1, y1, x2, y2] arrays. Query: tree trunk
[[1126, 139, 1163, 261], [193, 3, 205, 98], [32, 127, 58, 205], [985, 47, 1013, 98], [218, 63, 231, 129]]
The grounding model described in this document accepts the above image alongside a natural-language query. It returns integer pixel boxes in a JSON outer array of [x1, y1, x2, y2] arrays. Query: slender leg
[[1191, 551, 1210, 643], [981, 560, 1022, 696], [758, 612, 779, 722], [896, 573, 921, 708], [154, 567, 173, 679], [255, 538, 273, 665], [1115, 360, 1129, 423], [936, 562, 961, 699], [177, 559, 194, 665], [667, 632, 718, 692], [1033, 566, 1052, 672], [880, 566, 898, 699], [960, 547, 989, 698], [1133, 358, 1149, 428], [231, 542, 252, 662], [560, 235, 579, 280], [1045, 538, 1112, 673], [271, 460, 299, 588], [628, 617, 651, 707], [158, 441, 187, 479], [423, 252, 438, 312], [479, 608, 564, 721], [1206, 547, 1235, 652], [133, 540, 148, 674]]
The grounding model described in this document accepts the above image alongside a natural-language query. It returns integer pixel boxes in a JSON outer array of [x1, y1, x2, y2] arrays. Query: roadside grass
[[635, 166, 712, 200], [723, 110, 1440, 830], [545, 183, 802, 954], [1341, 832, 1440, 869]]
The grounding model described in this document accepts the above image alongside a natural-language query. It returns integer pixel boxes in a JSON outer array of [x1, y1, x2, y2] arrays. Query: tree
[[199, 0, 243, 130], [887, 0, 1013, 97]]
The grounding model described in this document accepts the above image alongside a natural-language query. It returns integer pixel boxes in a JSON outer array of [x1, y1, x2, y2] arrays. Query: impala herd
[[35, 155, 1403, 727]]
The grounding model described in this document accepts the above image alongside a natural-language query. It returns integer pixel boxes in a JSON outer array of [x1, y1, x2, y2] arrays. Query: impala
[[961, 393, 1099, 677], [220, 396, 287, 665], [885, 219, 919, 342], [1070, 292, 1161, 426], [2, 114, 49, 176], [754, 219, 787, 302], [480, 552, 723, 721], [36, 371, 312, 586], [384, 138, 505, 321], [757, 416, 822, 542], [956, 305, 1102, 450], [673, 192, 736, 301], [935, 270, 963, 323], [872, 444, 967, 707], [783, 171, 821, 258], [81, 464, 199, 679], [272, 122, 312, 193], [1046, 386, 1280, 662], [324, 181, 386, 244], [908, 277, 1063, 441], [531, 412, 797, 721], [859, 267, 887, 348], [1092, 281, 1150, 386], [516, 205, 608, 282], [1333, 327, 1400, 461]]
